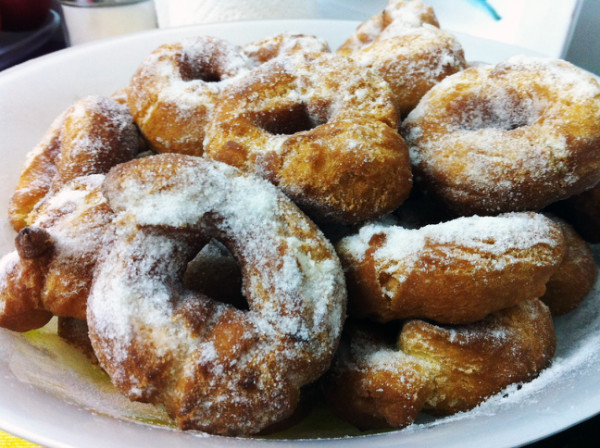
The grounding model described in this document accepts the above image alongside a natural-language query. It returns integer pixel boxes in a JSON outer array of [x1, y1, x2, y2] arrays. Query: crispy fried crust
[[403, 57, 600, 216], [338, 0, 466, 117], [338, 0, 439, 54], [0, 175, 113, 330], [336, 213, 565, 324], [242, 33, 330, 64], [541, 218, 598, 315], [87, 154, 346, 436], [322, 299, 556, 429], [127, 36, 253, 156], [205, 52, 411, 224], [0, 245, 54, 332], [8, 96, 139, 231]]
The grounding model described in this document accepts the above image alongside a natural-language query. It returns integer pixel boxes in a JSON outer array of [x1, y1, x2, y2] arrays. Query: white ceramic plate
[[1, 20, 599, 448]]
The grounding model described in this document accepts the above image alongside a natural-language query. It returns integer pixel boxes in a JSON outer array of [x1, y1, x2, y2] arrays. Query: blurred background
[[0, 0, 599, 74]]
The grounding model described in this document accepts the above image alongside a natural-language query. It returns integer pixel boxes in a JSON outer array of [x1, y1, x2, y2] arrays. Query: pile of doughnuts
[[1, 0, 599, 438]]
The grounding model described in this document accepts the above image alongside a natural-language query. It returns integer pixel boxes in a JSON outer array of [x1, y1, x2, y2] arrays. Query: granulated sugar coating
[[337, 212, 566, 324], [403, 56, 600, 216], [242, 33, 331, 65], [127, 36, 254, 156], [87, 154, 346, 436], [8, 95, 139, 231], [322, 299, 556, 431], [204, 51, 412, 224]]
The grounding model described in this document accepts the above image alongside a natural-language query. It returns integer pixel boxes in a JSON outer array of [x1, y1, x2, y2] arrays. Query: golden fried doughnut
[[338, 0, 439, 53], [127, 36, 253, 156], [87, 154, 346, 436], [8, 95, 138, 231], [9, 96, 138, 230], [0, 175, 113, 332], [338, 0, 466, 117], [322, 299, 556, 430], [242, 33, 330, 64], [336, 212, 565, 324], [204, 52, 412, 224], [403, 56, 600, 216], [541, 218, 598, 316]]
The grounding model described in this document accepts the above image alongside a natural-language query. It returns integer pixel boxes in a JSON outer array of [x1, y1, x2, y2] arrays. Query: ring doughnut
[[336, 212, 565, 324], [403, 56, 600, 216], [87, 154, 346, 435], [204, 52, 412, 224], [0, 175, 113, 331], [127, 36, 253, 156], [322, 299, 556, 430], [338, 0, 466, 117], [242, 33, 330, 64], [541, 218, 598, 316], [339, 0, 439, 54], [8, 95, 138, 231]]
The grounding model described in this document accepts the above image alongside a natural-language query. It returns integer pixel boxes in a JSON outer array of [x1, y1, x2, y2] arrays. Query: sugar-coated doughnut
[[127, 36, 253, 156], [87, 154, 346, 436], [541, 218, 598, 316], [322, 299, 555, 430], [204, 52, 412, 224], [242, 33, 330, 64], [8, 95, 139, 231], [0, 175, 112, 331], [336, 212, 565, 324], [338, 0, 466, 117], [403, 56, 600, 216], [338, 0, 439, 53]]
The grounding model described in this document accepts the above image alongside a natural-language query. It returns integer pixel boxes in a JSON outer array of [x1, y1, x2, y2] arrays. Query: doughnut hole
[[184, 239, 247, 310], [178, 50, 230, 83], [203, 52, 407, 223], [178, 57, 222, 82], [254, 103, 322, 135], [446, 89, 540, 132]]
